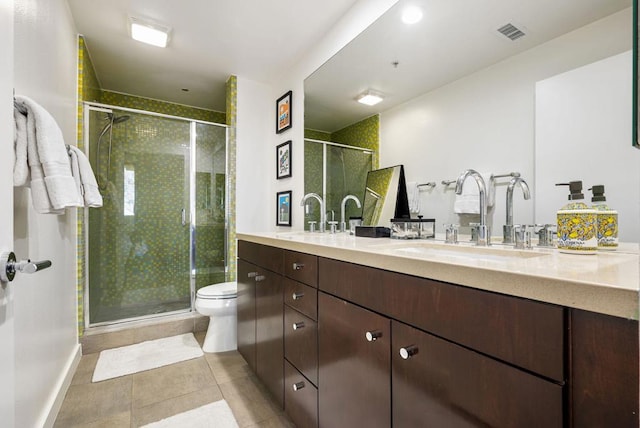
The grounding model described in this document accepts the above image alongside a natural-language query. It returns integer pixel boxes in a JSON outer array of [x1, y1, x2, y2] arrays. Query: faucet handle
[[444, 224, 459, 244], [534, 224, 556, 247], [308, 221, 317, 233], [328, 221, 338, 234], [514, 224, 533, 249]]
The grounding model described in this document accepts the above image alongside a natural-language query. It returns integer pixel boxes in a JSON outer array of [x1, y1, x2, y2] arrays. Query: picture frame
[[276, 90, 292, 134], [276, 140, 292, 179], [276, 190, 292, 227]]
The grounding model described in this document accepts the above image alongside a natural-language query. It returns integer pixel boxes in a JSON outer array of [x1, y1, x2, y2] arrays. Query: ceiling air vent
[[497, 23, 525, 41]]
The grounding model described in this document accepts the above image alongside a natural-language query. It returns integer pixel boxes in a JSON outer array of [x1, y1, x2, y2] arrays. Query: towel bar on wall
[[0, 251, 52, 283]]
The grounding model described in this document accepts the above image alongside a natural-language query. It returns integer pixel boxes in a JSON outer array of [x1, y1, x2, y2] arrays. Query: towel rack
[[417, 182, 436, 188], [493, 172, 520, 179]]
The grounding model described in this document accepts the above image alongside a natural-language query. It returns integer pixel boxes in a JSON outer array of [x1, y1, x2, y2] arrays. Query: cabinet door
[[237, 259, 256, 371], [256, 269, 284, 408], [318, 292, 390, 428], [570, 309, 639, 427], [392, 320, 563, 428], [284, 305, 318, 385]]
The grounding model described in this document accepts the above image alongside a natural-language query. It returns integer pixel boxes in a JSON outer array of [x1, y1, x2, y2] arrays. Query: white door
[[0, 1, 16, 426]]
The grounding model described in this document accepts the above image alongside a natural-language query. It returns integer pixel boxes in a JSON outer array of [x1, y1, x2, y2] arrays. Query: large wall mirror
[[305, 0, 639, 242]]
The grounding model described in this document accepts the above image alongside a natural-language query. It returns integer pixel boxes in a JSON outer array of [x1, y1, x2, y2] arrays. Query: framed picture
[[276, 140, 292, 179], [276, 90, 292, 134], [276, 190, 292, 227]]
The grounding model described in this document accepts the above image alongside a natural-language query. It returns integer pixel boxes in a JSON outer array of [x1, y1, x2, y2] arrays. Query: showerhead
[[112, 114, 130, 124]]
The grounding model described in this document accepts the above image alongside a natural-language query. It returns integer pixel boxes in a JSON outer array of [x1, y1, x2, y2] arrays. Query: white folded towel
[[454, 172, 495, 214], [67, 145, 103, 208], [407, 181, 420, 215], [14, 95, 81, 214]]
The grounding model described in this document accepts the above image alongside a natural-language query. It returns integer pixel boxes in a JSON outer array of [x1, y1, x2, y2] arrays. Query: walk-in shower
[[83, 103, 228, 326]]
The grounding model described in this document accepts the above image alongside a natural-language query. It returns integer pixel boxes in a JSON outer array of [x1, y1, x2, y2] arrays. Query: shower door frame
[[82, 102, 229, 328]]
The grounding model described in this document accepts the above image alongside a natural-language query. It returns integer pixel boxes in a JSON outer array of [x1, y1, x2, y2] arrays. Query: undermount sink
[[382, 241, 551, 262]]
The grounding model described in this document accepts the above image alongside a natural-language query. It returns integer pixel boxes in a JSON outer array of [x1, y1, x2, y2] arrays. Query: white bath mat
[[92, 333, 204, 382], [141, 400, 239, 428]]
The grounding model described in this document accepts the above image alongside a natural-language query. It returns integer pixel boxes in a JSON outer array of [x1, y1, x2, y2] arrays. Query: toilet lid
[[197, 282, 237, 299]]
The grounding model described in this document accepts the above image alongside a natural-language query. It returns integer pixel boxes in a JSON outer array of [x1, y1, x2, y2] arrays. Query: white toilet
[[195, 281, 238, 353]]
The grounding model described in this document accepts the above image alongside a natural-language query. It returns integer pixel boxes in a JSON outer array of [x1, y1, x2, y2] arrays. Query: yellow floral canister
[[555, 181, 597, 254]]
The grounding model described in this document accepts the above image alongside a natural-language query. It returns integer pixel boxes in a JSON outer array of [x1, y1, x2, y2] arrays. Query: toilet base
[[202, 315, 237, 353]]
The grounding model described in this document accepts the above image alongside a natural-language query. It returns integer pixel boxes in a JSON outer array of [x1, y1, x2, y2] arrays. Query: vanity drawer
[[284, 359, 318, 428], [319, 257, 565, 382], [285, 305, 318, 386], [238, 240, 283, 274], [284, 250, 318, 287], [284, 277, 317, 320]]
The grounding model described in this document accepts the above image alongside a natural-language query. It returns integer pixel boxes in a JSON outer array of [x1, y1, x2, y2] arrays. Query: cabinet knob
[[399, 345, 419, 360], [365, 330, 383, 342], [293, 262, 305, 270], [292, 292, 305, 300], [255, 275, 265, 282], [247, 272, 258, 278], [293, 381, 305, 391], [292, 321, 305, 330]]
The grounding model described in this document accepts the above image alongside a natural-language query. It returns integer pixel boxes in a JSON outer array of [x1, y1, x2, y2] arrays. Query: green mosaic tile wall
[[226, 76, 237, 282], [101, 91, 226, 124], [332, 114, 379, 168], [304, 129, 331, 141]]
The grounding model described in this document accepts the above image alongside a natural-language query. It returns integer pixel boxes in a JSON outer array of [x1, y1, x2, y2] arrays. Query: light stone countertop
[[237, 232, 639, 320]]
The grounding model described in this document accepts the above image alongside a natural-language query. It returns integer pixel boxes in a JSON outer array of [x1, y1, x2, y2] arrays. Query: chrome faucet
[[503, 177, 531, 244], [455, 169, 490, 246], [301, 193, 325, 233], [340, 195, 362, 232]]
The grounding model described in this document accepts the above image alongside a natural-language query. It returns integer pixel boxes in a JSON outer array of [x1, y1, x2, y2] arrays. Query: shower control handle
[[181, 209, 186, 226]]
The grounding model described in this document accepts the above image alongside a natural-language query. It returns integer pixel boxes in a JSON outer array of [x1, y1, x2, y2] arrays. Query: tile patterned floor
[[54, 332, 295, 428]]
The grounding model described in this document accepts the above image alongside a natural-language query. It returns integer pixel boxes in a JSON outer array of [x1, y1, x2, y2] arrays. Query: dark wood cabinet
[[237, 241, 284, 408], [255, 268, 284, 407], [237, 258, 257, 371], [392, 320, 563, 428], [318, 292, 391, 428], [570, 309, 639, 427], [239, 240, 638, 428]]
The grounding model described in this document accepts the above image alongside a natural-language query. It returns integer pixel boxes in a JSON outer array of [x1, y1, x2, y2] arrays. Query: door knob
[[293, 381, 305, 391], [0, 251, 52, 283], [292, 321, 305, 330], [292, 292, 304, 300], [365, 330, 383, 342], [399, 345, 419, 360]]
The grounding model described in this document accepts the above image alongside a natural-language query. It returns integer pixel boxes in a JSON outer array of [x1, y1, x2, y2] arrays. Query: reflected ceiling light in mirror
[[130, 17, 171, 48], [356, 90, 384, 106], [401, 5, 423, 25]]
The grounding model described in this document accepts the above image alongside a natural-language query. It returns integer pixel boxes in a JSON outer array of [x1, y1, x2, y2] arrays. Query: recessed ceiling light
[[130, 17, 171, 48], [356, 90, 384, 106], [401, 6, 423, 25]]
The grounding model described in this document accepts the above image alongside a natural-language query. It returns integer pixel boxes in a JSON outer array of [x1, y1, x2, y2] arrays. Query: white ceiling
[[304, 0, 632, 132], [66, 0, 361, 113]]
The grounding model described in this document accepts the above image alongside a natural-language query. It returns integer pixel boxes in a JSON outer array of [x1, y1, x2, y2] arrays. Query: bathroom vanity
[[236, 233, 639, 428]]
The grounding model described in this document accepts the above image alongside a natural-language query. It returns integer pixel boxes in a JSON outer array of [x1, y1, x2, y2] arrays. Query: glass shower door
[[87, 108, 192, 324]]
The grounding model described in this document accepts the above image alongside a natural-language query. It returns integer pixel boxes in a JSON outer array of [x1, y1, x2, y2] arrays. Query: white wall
[[235, 0, 398, 233], [380, 8, 632, 237], [536, 51, 638, 242], [13, 0, 81, 426], [0, 1, 16, 426]]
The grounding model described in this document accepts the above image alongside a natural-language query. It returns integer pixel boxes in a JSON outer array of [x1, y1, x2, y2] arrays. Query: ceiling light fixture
[[356, 90, 384, 106], [401, 6, 423, 25], [130, 17, 171, 48]]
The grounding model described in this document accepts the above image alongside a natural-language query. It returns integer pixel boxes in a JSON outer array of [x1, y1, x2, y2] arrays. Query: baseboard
[[41, 343, 82, 428]]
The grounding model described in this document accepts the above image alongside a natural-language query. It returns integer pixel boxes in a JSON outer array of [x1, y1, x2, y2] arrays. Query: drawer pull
[[293, 321, 305, 330], [247, 272, 257, 278], [293, 262, 305, 270], [365, 330, 383, 342], [255, 275, 265, 282], [293, 381, 305, 391], [399, 345, 419, 360], [292, 292, 305, 300]]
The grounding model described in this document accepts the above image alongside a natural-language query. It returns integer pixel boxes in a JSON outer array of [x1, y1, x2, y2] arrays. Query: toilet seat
[[197, 282, 237, 300]]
